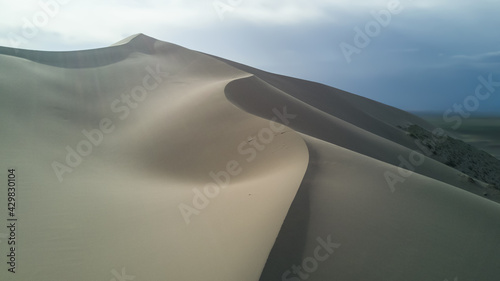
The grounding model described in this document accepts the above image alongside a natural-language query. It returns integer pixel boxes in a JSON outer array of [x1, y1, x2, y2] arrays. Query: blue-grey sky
[[1, 0, 499, 113]]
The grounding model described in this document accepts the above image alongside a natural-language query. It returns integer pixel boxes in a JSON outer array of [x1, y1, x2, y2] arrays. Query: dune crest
[[0, 34, 309, 281], [0, 34, 499, 281]]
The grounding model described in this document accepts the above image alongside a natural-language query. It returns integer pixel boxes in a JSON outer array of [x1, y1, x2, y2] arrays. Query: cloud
[[1, 0, 497, 50], [452, 51, 500, 62], [0, 0, 499, 113]]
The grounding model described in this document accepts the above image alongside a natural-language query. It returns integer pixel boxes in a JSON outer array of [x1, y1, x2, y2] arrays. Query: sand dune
[[0, 34, 499, 281]]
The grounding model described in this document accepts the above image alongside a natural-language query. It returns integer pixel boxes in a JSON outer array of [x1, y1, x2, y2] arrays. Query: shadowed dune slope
[[0, 34, 309, 281], [222, 74, 500, 280], [0, 34, 499, 281], [225, 75, 497, 198], [260, 135, 500, 281]]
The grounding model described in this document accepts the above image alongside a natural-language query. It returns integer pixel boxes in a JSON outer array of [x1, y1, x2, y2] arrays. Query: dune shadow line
[[223, 77, 312, 280]]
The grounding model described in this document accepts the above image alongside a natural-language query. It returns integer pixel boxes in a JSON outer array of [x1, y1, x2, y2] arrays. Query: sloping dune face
[[0, 34, 309, 281], [1, 34, 499, 281], [261, 136, 500, 281], [224, 63, 500, 280]]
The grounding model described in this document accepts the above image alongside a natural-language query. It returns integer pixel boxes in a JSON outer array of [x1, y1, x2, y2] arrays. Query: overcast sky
[[1, 0, 499, 114]]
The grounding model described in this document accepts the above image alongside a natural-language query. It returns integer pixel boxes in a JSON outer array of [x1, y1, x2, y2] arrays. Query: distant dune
[[1, 34, 499, 281]]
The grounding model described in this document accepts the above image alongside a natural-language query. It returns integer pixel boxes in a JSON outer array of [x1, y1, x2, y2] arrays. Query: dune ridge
[[222, 68, 500, 281], [0, 34, 310, 281], [0, 34, 499, 281]]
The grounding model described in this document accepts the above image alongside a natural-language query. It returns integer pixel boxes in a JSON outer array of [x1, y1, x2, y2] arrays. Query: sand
[[0, 34, 499, 281]]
